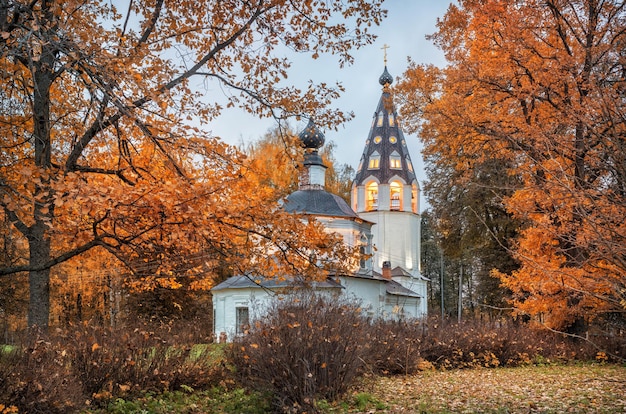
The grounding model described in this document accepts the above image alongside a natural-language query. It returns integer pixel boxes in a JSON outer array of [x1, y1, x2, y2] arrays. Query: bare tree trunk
[[27, 1, 56, 329], [28, 232, 51, 328]]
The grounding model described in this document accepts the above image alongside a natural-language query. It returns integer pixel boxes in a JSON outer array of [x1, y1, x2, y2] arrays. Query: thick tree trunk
[[28, 3, 55, 328], [28, 222, 51, 328]]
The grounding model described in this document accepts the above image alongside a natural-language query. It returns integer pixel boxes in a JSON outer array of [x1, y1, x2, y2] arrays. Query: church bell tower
[[351, 64, 426, 310]]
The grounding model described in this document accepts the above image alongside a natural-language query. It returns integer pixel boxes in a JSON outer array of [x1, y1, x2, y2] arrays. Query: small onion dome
[[299, 119, 325, 149], [379, 66, 393, 86]]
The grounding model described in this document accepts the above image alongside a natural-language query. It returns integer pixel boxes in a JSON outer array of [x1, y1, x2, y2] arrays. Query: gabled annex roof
[[211, 275, 343, 291]]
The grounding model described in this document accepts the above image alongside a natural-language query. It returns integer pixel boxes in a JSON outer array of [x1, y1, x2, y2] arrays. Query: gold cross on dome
[[381, 43, 390, 65]]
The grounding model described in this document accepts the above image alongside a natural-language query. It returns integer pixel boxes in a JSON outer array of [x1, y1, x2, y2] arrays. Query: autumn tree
[[0, 0, 386, 329], [397, 0, 625, 331], [244, 124, 355, 201]]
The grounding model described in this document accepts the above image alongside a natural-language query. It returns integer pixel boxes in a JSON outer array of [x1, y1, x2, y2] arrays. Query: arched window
[[366, 182, 378, 211], [359, 246, 366, 269], [388, 113, 395, 126], [390, 181, 402, 211]]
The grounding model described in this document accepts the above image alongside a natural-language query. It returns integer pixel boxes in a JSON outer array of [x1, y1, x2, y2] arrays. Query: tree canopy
[[397, 0, 625, 330], [0, 0, 385, 328]]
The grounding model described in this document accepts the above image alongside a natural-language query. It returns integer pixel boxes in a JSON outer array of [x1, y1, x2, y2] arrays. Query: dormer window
[[390, 151, 402, 169], [368, 151, 380, 169], [389, 113, 395, 126], [377, 111, 384, 127], [406, 157, 413, 172]]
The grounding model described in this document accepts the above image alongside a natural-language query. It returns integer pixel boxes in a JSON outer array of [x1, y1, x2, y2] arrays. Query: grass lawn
[[91, 363, 626, 413]]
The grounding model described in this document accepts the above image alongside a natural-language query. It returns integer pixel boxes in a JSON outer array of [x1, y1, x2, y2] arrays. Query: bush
[[0, 323, 227, 412], [227, 291, 373, 413], [62, 323, 228, 403], [368, 317, 626, 374], [0, 330, 84, 414]]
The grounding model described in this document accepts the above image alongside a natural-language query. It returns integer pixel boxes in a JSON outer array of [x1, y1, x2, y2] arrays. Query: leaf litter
[[363, 364, 626, 413]]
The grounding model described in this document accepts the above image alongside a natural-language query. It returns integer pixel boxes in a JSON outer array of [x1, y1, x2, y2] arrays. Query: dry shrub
[[0, 330, 84, 414], [369, 317, 625, 374], [227, 291, 373, 413], [62, 323, 227, 403], [0, 323, 226, 412]]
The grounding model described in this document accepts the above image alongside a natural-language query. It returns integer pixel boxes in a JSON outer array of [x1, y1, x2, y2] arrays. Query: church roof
[[211, 275, 343, 291], [385, 279, 422, 298], [353, 66, 417, 186], [345, 268, 423, 298], [283, 189, 358, 218]]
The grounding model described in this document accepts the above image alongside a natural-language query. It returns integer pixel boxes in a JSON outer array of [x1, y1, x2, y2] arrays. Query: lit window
[[368, 152, 380, 169], [366, 182, 378, 211], [373, 136, 382, 144], [377, 112, 384, 126], [406, 158, 413, 172], [236, 307, 249, 335], [390, 151, 401, 169], [389, 113, 395, 126], [389, 136, 397, 144], [390, 181, 402, 211], [412, 183, 418, 213]]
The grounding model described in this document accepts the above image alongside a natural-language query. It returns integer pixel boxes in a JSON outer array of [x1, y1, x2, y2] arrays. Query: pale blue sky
[[210, 1, 453, 189]]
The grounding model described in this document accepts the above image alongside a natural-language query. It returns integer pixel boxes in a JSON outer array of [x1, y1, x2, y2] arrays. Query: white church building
[[211, 66, 428, 340]]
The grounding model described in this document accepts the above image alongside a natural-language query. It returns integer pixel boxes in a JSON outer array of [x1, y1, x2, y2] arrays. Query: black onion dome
[[379, 66, 393, 86], [299, 119, 325, 149]]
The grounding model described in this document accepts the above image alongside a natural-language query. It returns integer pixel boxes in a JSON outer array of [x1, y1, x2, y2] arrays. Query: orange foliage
[[397, 0, 625, 330], [0, 0, 385, 328]]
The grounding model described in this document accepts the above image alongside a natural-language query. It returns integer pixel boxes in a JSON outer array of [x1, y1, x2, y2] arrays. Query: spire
[[353, 66, 416, 188]]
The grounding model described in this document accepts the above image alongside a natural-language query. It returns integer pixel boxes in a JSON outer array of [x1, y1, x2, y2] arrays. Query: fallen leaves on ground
[[364, 364, 626, 413]]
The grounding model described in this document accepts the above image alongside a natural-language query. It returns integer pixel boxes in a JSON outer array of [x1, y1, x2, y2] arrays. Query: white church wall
[[212, 286, 345, 342], [385, 295, 421, 319], [360, 210, 420, 276], [337, 276, 385, 317], [212, 288, 274, 342]]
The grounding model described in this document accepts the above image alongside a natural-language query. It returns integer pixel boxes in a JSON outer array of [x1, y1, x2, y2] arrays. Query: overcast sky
[[209, 1, 454, 190]]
